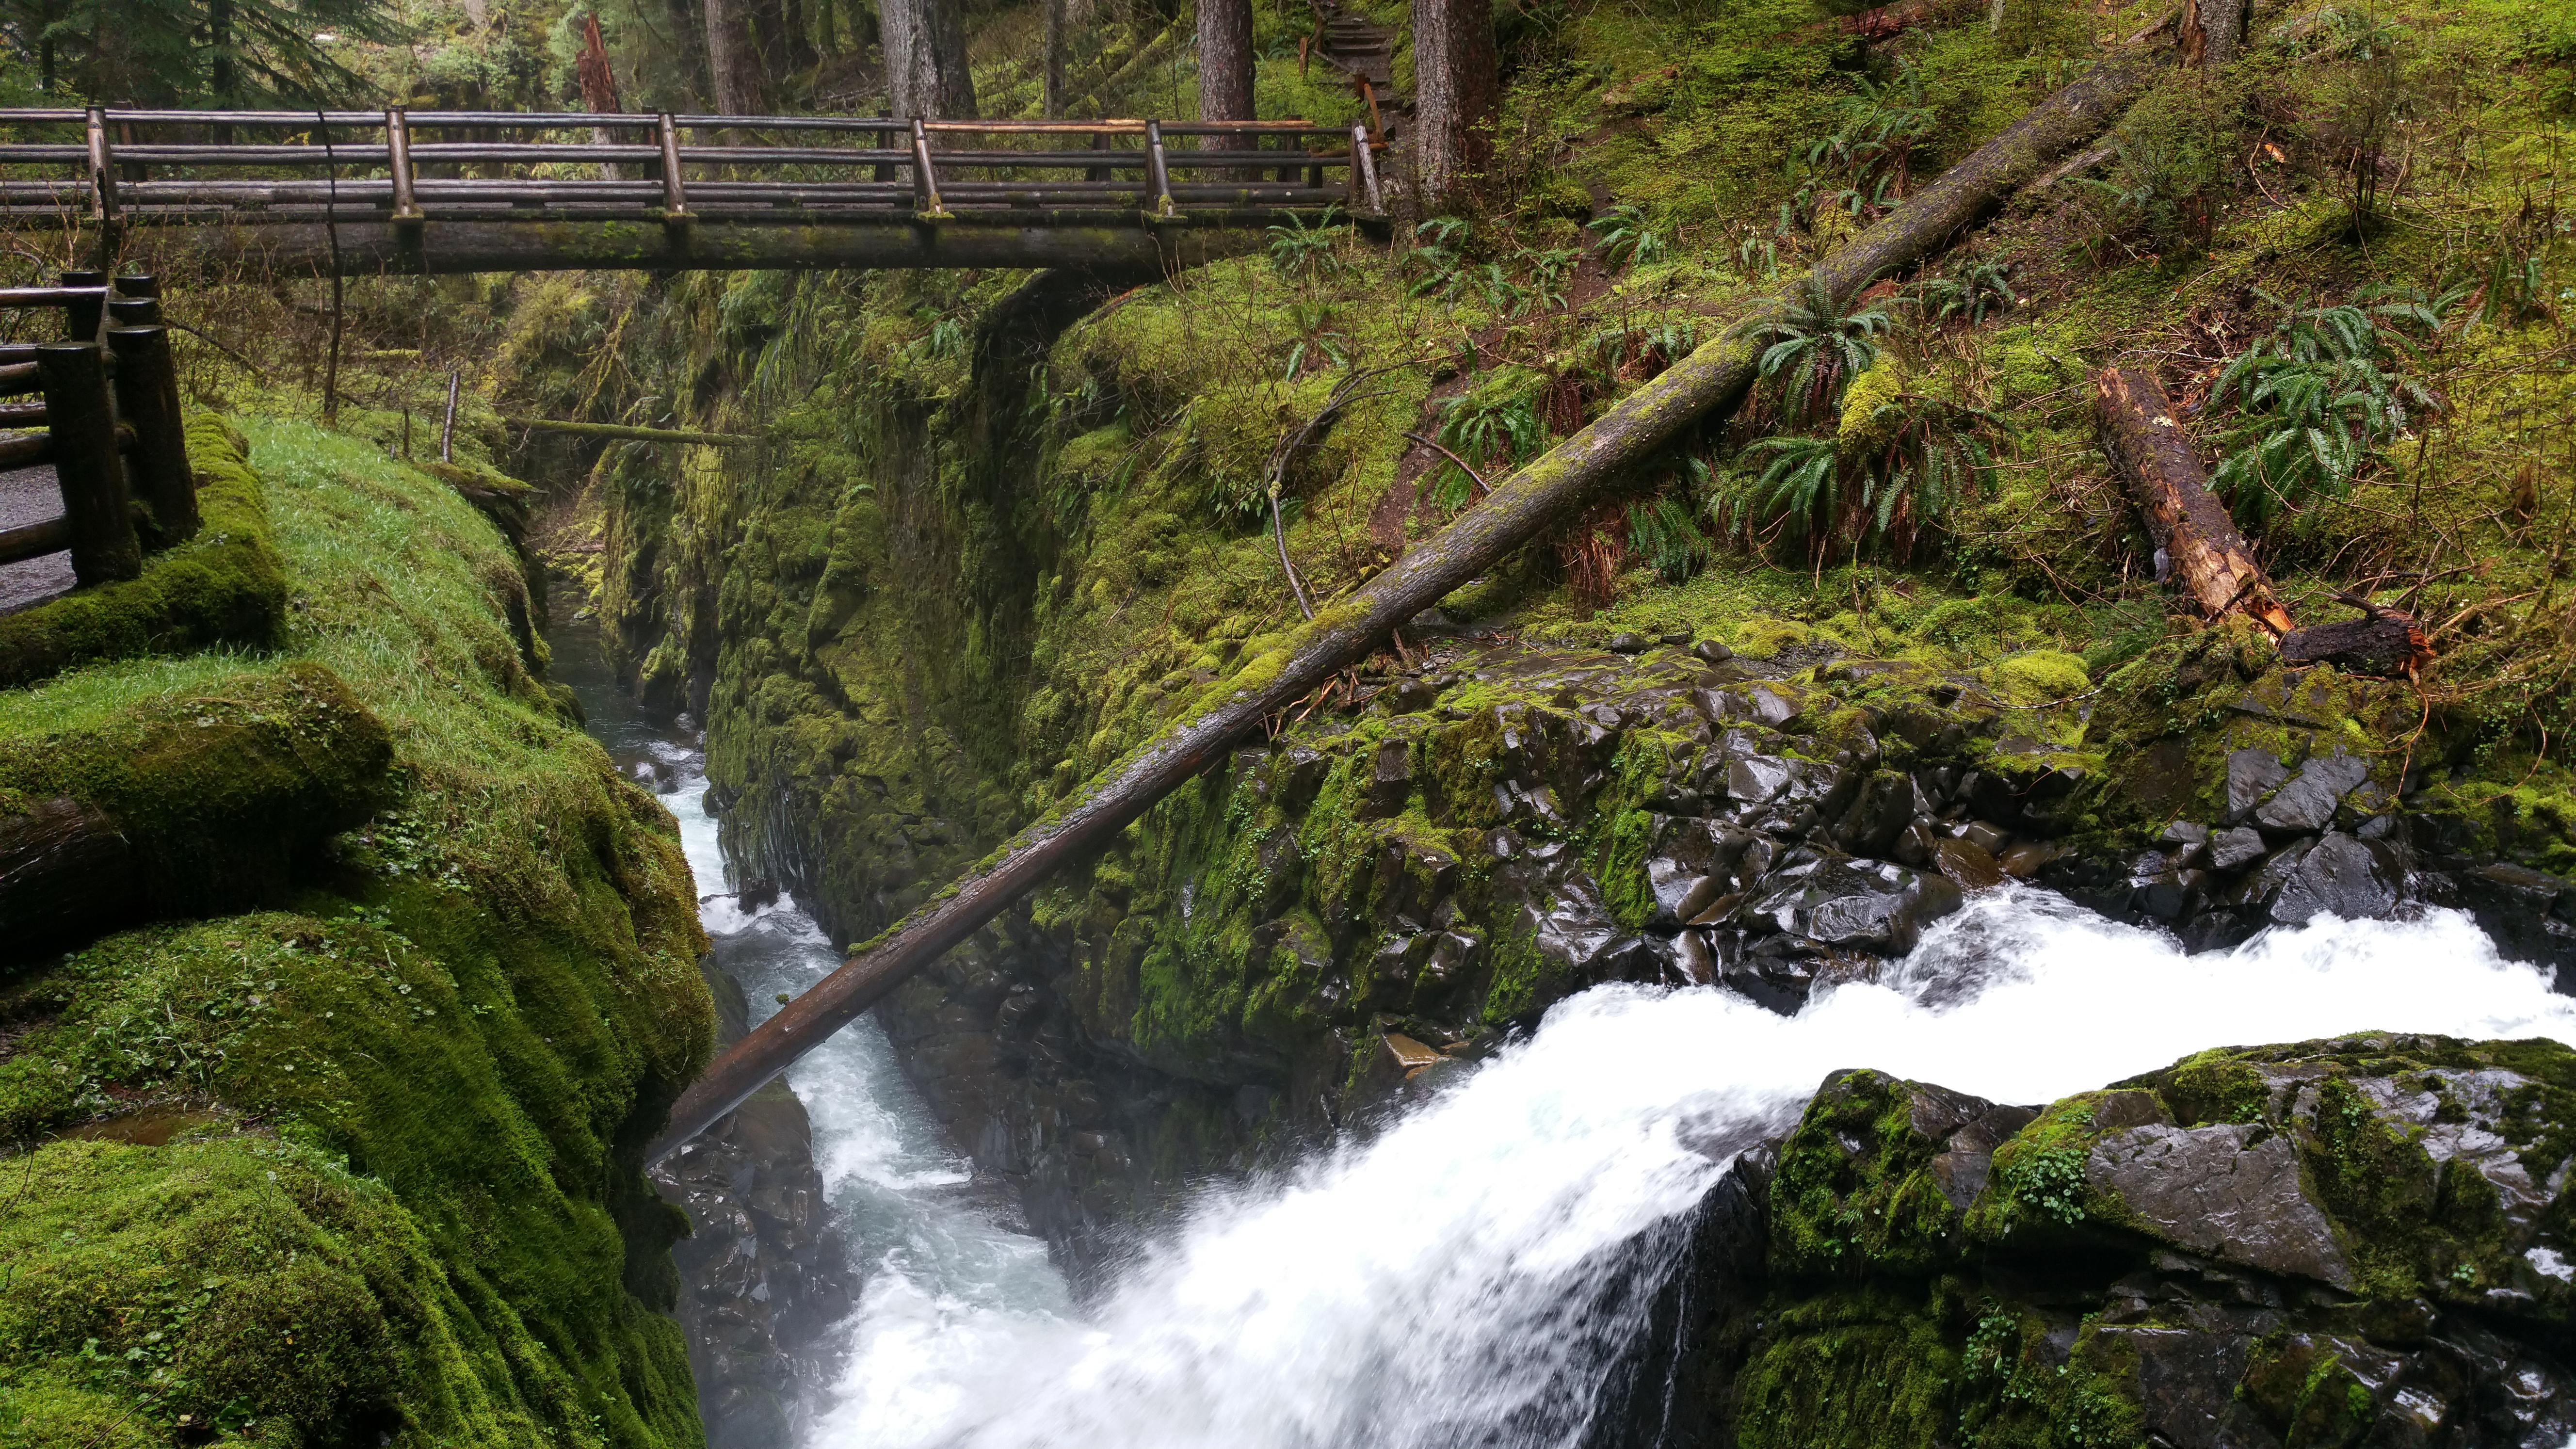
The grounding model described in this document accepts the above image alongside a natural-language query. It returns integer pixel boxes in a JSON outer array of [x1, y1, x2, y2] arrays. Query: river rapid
[[551, 614, 2576, 1449]]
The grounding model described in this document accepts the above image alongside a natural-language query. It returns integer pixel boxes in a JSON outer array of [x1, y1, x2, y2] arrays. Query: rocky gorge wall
[[582, 261, 2576, 1294]]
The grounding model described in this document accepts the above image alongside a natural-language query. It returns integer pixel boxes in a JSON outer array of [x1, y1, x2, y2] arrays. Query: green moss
[[0, 416, 712, 1449], [1992, 651, 2091, 705], [1769, 1071, 1976, 1278], [0, 416, 289, 690]]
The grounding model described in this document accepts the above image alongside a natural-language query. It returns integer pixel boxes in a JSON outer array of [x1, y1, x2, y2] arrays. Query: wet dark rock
[[1958, 820, 2012, 856], [2254, 750, 2370, 835], [1387, 677, 1442, 713], [1609, 632, 1650, 653], [2226, 747, 2291, 822], [2207, 825, 2269, 873], [1933, 836, 2004, 890], [1691, 639, 1734, 664], [2269, 832, 2401, 925], [653, 967, 853, 1449], [2087, 1124, 2354, 1287], [1362, 738, 1415, 817], [2439, 862, 2576, 974]]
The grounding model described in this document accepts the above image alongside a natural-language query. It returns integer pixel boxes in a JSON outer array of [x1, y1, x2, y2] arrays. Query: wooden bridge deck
[[0, 108, 1385, 274]]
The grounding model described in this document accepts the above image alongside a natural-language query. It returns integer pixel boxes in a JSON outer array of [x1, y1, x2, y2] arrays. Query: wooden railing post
[[386, 108, 423, 224], [1144, 119, 1175, 217], [106, 325, 196, 545], [60, 270, 103, 343], [909, 118, 946, 216], [1351, 122, 1383, 212], [1089, 129, 1111, 184], [656, 112, 690, 222], [38, 342, 139, 585], [84, 108, 118, 224]]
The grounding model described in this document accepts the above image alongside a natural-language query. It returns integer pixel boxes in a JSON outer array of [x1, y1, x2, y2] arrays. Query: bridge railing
[[0, 271, 194, 589], [0, 109, 1385, 225]]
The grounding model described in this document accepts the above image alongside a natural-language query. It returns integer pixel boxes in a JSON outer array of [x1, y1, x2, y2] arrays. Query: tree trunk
[[2093, 367, 2296, 635], [781, 0, 818, 77], [1044, 0, 1067, 115], [644, 37, 2178, 1165], [882, 0, 978, 119], [1412, 0, 1499, 204], [705, 0, 779, 113], [2179, 0, 2248, 69], [1198, 0, 1255, 161]]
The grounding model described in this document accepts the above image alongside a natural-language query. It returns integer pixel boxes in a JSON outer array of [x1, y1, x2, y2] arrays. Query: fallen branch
[[1403, 430, 1494, 498], [644, 37, 2179, 1164], [2093, 366, 2296, 636], [2281, 591, 2433, 679], [502, 416, 756, 446]]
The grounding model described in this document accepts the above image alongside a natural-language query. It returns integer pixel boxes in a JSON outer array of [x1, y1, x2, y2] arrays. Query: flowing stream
[[551, 613, 2576, 1449]]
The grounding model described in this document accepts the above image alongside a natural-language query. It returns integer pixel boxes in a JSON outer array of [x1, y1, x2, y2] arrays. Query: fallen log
[[2093, 366, 2296, 636], [2280, 592, 2432, 679], [501, 416, 756, 446], [644, 36, 2180, 1164]]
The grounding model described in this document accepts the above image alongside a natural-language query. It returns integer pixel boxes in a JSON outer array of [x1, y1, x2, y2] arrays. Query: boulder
[[2085, 1123, 2356, 1287], [2254, 749, 2371, 835], [2225, 747, 2290, 822], [2269, 831, 2402, 925]]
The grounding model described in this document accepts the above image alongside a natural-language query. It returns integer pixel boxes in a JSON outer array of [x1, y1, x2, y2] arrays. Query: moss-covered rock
[[0, 418, 712, 1449], [0, 417, 289, 690]]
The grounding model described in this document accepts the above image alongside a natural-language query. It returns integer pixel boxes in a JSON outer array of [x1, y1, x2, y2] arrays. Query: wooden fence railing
[[0, 108, 1385, 228], [0, 271, 194, 588]]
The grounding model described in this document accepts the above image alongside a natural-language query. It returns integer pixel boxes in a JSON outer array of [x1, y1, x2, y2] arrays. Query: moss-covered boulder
[[0, 417, 289, 690], [1712, 1036, 2576, 1449]]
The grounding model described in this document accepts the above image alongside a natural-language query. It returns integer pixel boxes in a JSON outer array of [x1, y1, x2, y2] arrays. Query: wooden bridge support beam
[[131, 211, 1343, 276]]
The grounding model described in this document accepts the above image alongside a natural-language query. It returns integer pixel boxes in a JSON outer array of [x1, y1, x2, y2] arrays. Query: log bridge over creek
[[1, 107, 1388, 275]]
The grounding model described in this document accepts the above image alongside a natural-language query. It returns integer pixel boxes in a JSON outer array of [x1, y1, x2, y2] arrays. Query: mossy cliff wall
[[1, 421, 714, 1448]]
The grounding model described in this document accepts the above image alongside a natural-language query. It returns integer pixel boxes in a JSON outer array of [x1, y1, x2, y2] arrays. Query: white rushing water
[[551, 625, 2576, 1449], [802, 891, 2576, 1449]]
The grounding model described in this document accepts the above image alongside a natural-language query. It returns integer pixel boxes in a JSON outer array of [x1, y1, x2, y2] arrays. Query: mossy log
[[0, 661, 393, 962], [2093, 366, 2296, 636], [500, 416, 757, 447], [646, 37, 2178, 1162]]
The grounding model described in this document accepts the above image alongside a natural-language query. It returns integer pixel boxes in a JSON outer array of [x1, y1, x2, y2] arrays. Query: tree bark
[[2093, 366, 2296, 636], [1197, 0, 1255, 161], [644, 38, 2177, 1165], [1044, 0, 1067, 115], [2280, 594, 2431, 678], [2178, 0, 2248, 69], [882, 0, 978, 119], [666, 0, 715, 107], [705, 0, 780, 114], [1412, 0, 1499, 204]]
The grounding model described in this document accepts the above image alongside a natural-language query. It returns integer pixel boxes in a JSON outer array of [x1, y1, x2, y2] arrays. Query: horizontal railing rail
[[0, 106, 1386, 228]]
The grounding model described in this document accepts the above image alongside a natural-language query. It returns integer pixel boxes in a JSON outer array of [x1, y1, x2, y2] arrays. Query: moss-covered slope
[[0, 421, 713, 1449]]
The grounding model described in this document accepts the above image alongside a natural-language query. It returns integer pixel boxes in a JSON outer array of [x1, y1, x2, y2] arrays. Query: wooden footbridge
[[1, 108, 1385, 275]]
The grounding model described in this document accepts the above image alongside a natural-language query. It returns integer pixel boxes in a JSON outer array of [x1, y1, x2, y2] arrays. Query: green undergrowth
[[0, 418, 712, 1447]]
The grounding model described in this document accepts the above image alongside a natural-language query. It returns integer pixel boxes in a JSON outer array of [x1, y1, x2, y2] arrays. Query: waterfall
[[807, 891, 2576, 1449]]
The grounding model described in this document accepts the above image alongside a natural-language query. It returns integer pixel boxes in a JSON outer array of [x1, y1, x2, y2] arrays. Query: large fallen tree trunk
[[644, 36, 2180, 1164], [2094, 366, 2297, 636]]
